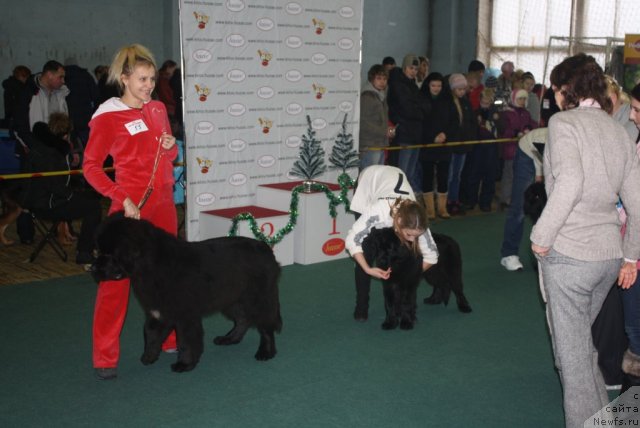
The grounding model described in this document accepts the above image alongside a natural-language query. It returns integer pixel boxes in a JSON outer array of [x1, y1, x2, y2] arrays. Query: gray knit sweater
[[530, 105, 640, 261]]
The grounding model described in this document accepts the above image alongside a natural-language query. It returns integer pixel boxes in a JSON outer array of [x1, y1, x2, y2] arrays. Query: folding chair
[[28, 211, 67, 263]]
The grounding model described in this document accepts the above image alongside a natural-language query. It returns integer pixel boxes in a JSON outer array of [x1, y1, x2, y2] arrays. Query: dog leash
[[138, 138, 164, 210]]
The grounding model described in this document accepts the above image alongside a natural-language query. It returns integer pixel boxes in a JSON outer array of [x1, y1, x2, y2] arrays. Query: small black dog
[[523, 181, 547, 224], [363, 227, 423, 330], [91, 214, 282, 373], [363, 228, 472, 329]]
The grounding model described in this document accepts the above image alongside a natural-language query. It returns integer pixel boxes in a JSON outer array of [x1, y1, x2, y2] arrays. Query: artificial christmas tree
[[328, 113, 359, 175], [290, 115, 327, 192]]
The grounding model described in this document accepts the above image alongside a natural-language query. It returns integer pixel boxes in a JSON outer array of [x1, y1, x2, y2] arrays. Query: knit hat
[[484, 75, 498, 89], [448, 73, 467, 90], [468, 60, 486, 73], [401, 54, 419, 69], [511, 89, 528, 105]]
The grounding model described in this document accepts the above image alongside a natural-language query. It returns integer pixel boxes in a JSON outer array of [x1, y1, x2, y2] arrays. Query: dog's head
[[363, 227, 419, 274], [90, 212, 152, 282], [523, 182, 547, 224]]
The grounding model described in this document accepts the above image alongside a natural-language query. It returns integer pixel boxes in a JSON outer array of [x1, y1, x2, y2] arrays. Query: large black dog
[[91, 214, 282, 373], [363, 228, 472, 329]]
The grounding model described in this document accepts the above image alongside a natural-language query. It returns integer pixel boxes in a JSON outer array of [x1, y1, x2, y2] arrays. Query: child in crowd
[[345, 165, 439, 321]]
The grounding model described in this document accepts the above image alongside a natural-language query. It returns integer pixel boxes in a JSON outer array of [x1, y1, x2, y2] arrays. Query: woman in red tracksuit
[[83, 44, 178, 380]]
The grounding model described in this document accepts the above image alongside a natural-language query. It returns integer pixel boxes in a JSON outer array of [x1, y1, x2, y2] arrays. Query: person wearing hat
[[387, 54, 429, 194], [445, 73, 477, 216], [498, 89, 538, 230]]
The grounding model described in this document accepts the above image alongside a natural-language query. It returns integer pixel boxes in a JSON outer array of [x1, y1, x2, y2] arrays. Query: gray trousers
[[539, 248, 620, 428]]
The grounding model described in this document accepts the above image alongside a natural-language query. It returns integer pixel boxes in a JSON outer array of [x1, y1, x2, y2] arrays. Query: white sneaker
[[501, 255, 523, 271]]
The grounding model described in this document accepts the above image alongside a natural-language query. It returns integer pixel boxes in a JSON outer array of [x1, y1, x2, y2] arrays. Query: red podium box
[[256, 181, 354, 265], [199, 205, 294, 266]]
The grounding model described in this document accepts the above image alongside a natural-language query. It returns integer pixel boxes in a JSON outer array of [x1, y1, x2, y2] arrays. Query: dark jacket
[[446, 94, 477, 154], [387, 68, 428, 144], [21, 122, 73, 210], [419, 87, 453, 162], [64, 64, 99, 142], [2, 75, 26, 122]]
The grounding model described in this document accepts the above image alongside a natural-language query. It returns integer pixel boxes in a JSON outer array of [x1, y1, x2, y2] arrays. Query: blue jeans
[[622, 274, 640, 355], [500, 148, 535, 258], [359, 150, 385, 170], [397, 145, 421, 192], [447, 153, 466, 202]]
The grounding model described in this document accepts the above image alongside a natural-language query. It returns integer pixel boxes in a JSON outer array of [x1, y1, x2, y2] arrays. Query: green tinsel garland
[[227, 173, 356, 246]]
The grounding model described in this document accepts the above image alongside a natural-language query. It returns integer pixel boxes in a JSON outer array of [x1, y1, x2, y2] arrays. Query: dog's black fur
[[91, 214, 282, 373], [363, 227, 423, 330], [523, 181, 547, 224], [363, 228, 472, 326]]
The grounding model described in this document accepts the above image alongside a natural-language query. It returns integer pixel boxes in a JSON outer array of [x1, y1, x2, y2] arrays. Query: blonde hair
[[605, 75, 630, 104], [390, 198, 428, 255], [108, 44, 157, 90]]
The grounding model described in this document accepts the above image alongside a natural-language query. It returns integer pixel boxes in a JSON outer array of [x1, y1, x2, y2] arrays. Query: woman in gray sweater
[[530, 54, 640, 427]]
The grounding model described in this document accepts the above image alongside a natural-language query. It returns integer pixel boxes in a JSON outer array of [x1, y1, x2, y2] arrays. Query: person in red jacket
[[83, 44, 178, 380]]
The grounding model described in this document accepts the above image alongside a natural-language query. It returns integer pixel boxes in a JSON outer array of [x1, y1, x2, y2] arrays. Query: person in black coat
[[419, 72, 453, 219], [64, 61, 99, 145], [2, 65, 31, 127]]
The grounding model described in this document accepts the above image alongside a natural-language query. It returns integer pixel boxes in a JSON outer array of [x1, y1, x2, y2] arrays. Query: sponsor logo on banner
[[195, 192, 215, 206], [339, 101, 353, 112], [322, 238, 345, 256], [312, 118, 327, 129], [312, 18, 325, 35], [193, 49, 213, 63], [196, 157, 213, 174], [195, 84, 211, 102], [226, 0, 245, 12], [227, 69, 246, 82], [195, 121, 215, 134], [256, 17, 274, 31], [228, 139, 247, 152], [285, 2, 302, 15], [311, 53, 327, 65], [258, 117, 273, 134], [338, 38, 354, 50], [229, 173, 248, 186], [285, 69, 302, 82], [286, 102, 303, 115], [257, 49, 272, 66], [227, 103, 246, 116], [312, 83, 326, 99], [257, 86, 275, 99], [337, 70, 354, 81], [285, 135, 301, 148], [338, 6, 355, 18], [193, 12, 209, 29], [226, 34, 246, 47], [258, 155, 276, 168], [285, 36, 302, 49]]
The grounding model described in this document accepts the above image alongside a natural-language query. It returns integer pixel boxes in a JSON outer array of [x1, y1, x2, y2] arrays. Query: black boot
[[620, 349, 640, 395]]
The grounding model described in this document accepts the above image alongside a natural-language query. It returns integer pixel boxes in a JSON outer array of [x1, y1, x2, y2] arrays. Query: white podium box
[[257, 181, 355, 265], [199, 205, 294, 266]]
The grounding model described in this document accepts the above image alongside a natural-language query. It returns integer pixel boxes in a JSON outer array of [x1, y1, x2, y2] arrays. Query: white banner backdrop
[[179, 0, 363, 241]]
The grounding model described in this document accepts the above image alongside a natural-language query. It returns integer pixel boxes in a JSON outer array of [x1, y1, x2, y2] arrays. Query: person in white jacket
[[345, 165, 438, 321]]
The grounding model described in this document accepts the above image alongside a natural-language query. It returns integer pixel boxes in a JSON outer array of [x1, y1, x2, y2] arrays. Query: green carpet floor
[[0, 213, 567, 427]]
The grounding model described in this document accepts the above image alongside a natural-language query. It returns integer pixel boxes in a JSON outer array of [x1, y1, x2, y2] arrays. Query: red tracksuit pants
[[92, 186, 177, 368]]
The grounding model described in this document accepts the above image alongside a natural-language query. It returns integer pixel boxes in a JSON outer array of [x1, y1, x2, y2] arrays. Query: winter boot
[[423, 192, 436, 220], [437, 193, 451, 219], [621, 349, 640, 394]]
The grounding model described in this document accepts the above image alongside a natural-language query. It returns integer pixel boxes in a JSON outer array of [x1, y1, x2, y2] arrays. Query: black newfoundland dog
[[91, 214, 282, 373], [363, 228, 472, 329]]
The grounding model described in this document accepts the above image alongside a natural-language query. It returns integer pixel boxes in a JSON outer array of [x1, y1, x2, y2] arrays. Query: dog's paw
[[457, 295, 473, 313], [381, 319, 398, 330], [140, 352, 159, 365], [213, 335, 241, 346], [254, 348, 276, 361], [171, 361, 196, 372], [399, 319, 415, 330]]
